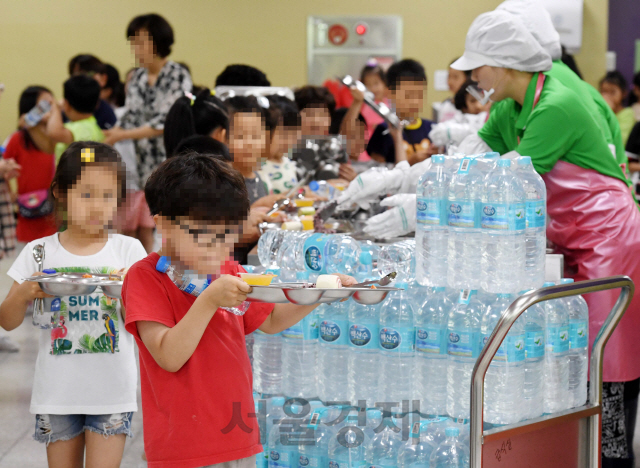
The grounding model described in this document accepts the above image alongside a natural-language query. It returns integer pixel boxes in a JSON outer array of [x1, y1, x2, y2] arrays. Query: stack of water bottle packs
[[251, 153, 590, 468]]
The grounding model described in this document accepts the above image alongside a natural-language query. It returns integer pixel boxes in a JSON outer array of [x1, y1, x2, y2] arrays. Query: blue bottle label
[[546, 325, 570, 354], [282, 315, 318, 340], [526, 199, 546, 229], [448, 200, 477, 228], [486, 333, 525, 362], [417, 197, 447, 226], [379, 326, 415, 353], [415, 326, 447, 355], [481, 202, 526, 231], [320, 319, 348, 345], [348, 322, 379, 349], [269, 449, 291, 467], [525, 330, 545, 358], [304, 233, 330, 274], [368, 465, 397, 468], [329, 461, 366, 468], [448, 329, 480, 358], [569, 319, 588, 350], [299, 454, 321, 467]]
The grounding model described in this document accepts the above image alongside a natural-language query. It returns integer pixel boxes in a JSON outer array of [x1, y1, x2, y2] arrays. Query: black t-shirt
[[62, 99, 117, 130], [366, 118, 434, 164], [626, 121, 640, 160]]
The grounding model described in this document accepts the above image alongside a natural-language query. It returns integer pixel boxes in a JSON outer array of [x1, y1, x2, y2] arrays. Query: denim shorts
[[34, 412, 133, 445]]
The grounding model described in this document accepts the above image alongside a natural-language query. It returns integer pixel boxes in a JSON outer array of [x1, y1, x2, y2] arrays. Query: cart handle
[[469, 276, 634, 468]]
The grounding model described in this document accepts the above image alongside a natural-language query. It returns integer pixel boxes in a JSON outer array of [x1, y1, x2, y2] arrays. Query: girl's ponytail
[[163, 95, 196, 157]]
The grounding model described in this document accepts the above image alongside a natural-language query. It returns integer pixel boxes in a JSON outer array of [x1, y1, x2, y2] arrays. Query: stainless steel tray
[[24, 273, 123, 299], [247, 284, 401, 305]]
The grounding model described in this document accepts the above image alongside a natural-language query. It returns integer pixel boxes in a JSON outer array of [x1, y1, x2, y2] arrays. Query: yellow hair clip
[[81, 148, 95, 163], [210, 89, 216, 96]]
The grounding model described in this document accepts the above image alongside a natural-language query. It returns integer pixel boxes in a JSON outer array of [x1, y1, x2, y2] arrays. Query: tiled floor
[[0, 250, 639, 468]]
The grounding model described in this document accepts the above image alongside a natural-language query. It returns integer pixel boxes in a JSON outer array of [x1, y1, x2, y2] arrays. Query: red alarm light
[[355, 23, 368, 35]]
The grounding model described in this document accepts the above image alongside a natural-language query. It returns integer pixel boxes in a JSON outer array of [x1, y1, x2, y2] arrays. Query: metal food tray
[[246, 283, 401, 305], [24, 273, 123, 299]]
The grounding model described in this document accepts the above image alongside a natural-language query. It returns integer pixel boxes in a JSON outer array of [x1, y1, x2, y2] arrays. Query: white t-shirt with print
[[8, 233, 147, 415]]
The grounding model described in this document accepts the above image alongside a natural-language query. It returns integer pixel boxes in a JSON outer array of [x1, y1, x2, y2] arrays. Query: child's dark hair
[[386, 59, 427, 90], [18, 85, 52, 149], [600, 71, 629, 95], [454, 80, 475, 112], [215, 64, 271, 87], [294, 86, 336, 115], [329, 108, 366, 135], [126, 14, 174, 58], [69, 54, 106, 76], [64, 75, 101, 114], [104, 63, 125, 107], [164, 88, 229, 157], [224, 95, 266, 124], [173, 136, 232, 162], [267, 95, 300, 128], [51, 142, 127, 212], [145, 152, 249, 224], [360, 62, 386, 84]]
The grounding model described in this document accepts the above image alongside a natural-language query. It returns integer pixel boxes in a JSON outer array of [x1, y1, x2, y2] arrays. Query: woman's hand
[[338, 163, 358, 182], [0, 159, 21, 180], [103, 127, 127, 146]]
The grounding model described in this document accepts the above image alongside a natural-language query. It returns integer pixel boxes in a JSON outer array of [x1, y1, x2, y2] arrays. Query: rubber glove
[[502, 150, 521, 161], [337, 161, 411, 209], [456, 134, 493, 155], [363, 193, 417, 239], [429, 122, 476, 146], [399, 158, 433, 194]]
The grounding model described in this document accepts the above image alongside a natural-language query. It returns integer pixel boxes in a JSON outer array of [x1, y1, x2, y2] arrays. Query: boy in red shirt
[[122, 153, 355, 468]]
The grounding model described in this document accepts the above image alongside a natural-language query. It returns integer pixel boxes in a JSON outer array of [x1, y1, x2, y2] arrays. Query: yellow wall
[[0, 0, 608, 140]]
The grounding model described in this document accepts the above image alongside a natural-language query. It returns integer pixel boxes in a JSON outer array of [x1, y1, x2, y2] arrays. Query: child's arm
[[45, 101, 74, 145], [103, 126, 163, 146], [0, 277, 54, 331], [258, 274, 357, 334], [135, 275, 251, 373]]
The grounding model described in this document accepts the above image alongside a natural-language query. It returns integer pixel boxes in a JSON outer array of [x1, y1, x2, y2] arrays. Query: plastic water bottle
[[347, 300, 380, 409], [481, 293, 526, 425], [365, 419, 403, 467], [447, 290, 484, 420], [481, 159, 526, 294], [397, 420, 439, 468], [355, 251, 374, 283], [415, 287, 452, 416], [543, 282, 571, 413], [302, 233, 361, 276], [317, 301, 350, 403], [309, 180, 336, 199], [266, 397, 286, 455], [297, 406, 335, 468], [327, 407, 374, 468], [379, 281, 415, 405], [519, 291, 545, 420], [255, 397, 269, 468], [258, 230, 288, 269], [517, 157, 547, 290], [254, 275, 283, 396], [447, 157, 484, 290], [268, 403, 302, 468], [282, 272, 318, 400], [474, 152, 500, 177], [429, 427, 470, 468], [378, 240, 416, 283], [561, 278, 589, 408], [416, 154, 451, 287]]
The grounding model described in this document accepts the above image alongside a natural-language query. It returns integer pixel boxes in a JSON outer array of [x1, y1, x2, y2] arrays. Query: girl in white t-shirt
[[0, 141, 146, 467]]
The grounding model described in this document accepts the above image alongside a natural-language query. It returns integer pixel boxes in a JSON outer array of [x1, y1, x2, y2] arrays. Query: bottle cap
[[359, 251, 373, 265], [271, 396, 285, 406], [433, 155, 445, 164], [242, 265, 255, 273], [309, 180, 320, 192], [543, 282, 555, 287], [266, 268, 281, 275], [498, 159, 511, 167], [445, 427, 460, 437], [155, 256, 171, 273], [469, 290, 478, 296], [395, 281, 408, 289], [518, 156, 532, 165], [560, 278, 574, 284], [497, 293, 511, 299], [42, 269, 57, 274], [296, 270, 310, 280], [484, 152, 500, 159], [434, 286, 446, 292], [470, 158, 478, 165]]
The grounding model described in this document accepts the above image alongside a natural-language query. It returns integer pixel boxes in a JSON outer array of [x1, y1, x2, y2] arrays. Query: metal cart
[[469, 276, 635, 467]]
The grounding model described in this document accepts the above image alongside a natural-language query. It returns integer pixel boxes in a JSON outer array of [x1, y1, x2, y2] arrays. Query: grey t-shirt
[[245, 173, 268, 205]]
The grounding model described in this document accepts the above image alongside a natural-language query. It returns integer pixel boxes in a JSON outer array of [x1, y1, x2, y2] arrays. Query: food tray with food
[[246, 284, 401, 305], [23, 272, 124, 299]]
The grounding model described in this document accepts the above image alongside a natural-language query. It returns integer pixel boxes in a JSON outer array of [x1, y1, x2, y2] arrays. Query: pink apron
[[543, 161, 640, 382]]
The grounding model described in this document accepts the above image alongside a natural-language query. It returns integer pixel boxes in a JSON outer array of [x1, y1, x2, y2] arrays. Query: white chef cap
[[496, 0, 562, 61], [451, 10, 553, 73]]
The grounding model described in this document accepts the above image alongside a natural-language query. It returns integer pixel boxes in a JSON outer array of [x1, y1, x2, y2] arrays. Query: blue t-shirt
[[366, 118, 434, 164]]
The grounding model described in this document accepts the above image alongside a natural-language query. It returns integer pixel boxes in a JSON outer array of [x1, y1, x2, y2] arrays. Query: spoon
[[32, 244, 45, 315], [266, 198, 290, 217], [351, 271, 397, 288]]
